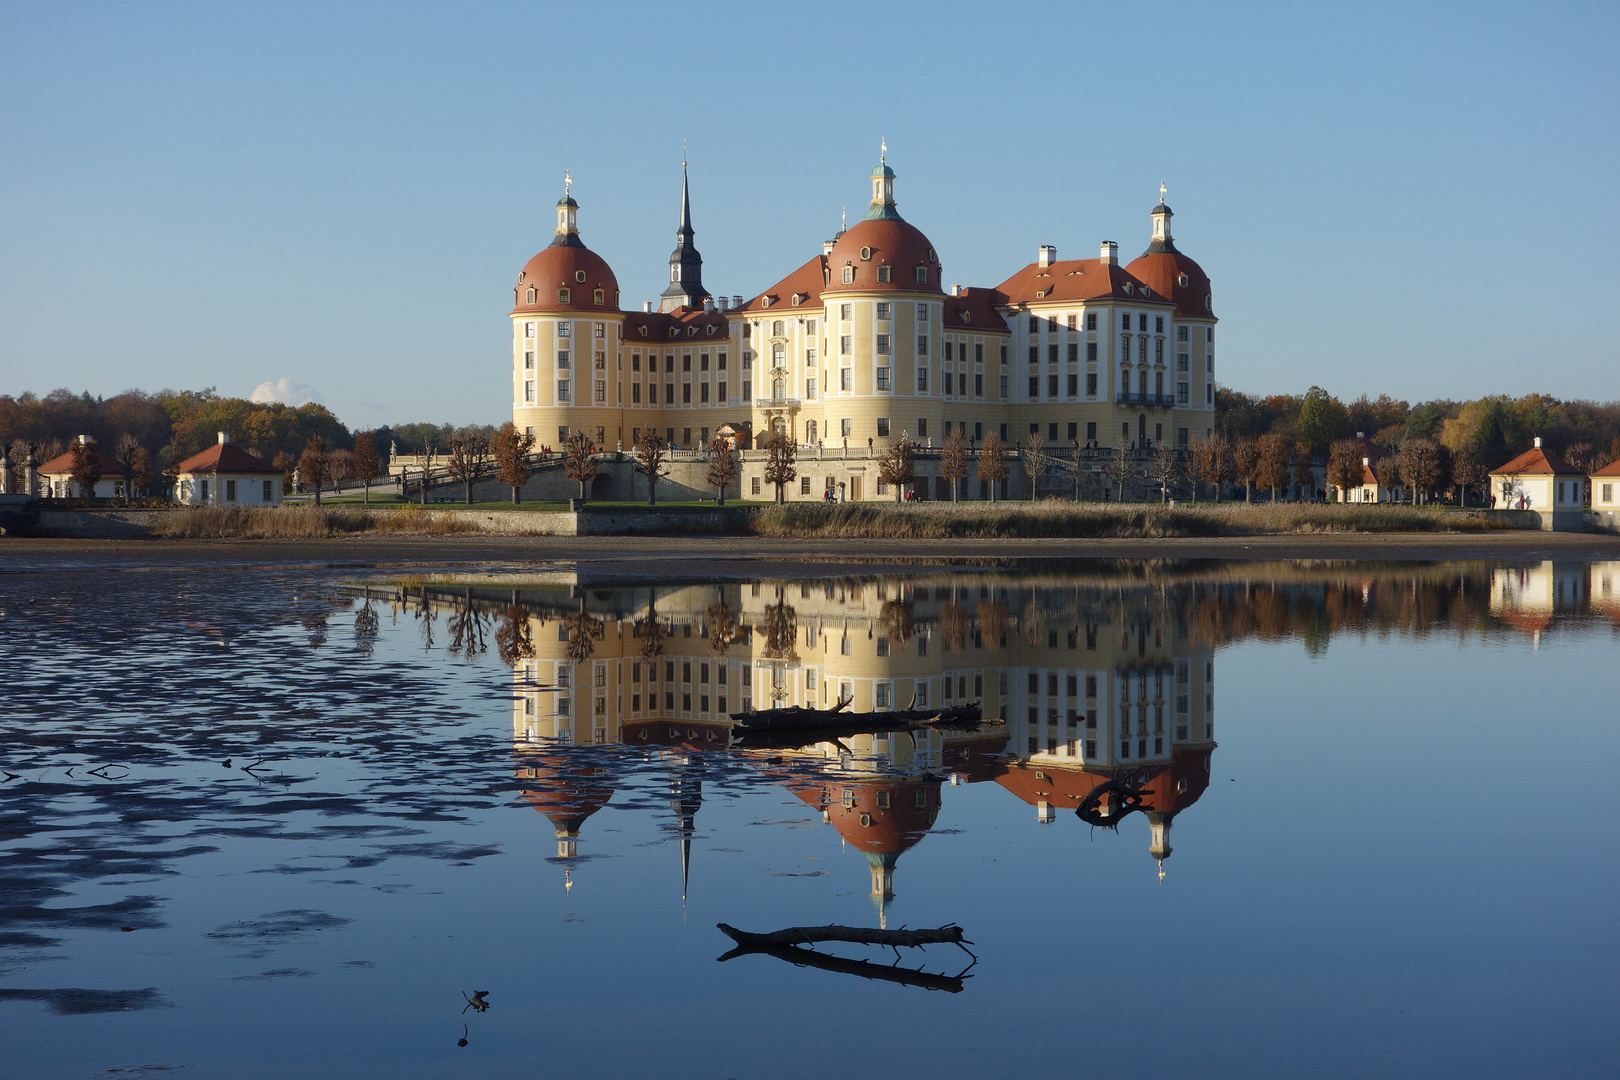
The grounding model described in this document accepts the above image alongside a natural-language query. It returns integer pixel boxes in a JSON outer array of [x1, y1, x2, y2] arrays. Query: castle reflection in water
[[356, 560, 1618, 909]]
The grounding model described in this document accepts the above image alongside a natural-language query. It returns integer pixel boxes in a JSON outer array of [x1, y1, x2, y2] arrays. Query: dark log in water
[[719, 943, 968, 993], [729, 703, 984, 732], [716, 922, 968, 950]]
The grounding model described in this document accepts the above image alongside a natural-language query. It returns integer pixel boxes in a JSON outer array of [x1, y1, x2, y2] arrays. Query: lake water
[[2, 558, 1617, 1079]]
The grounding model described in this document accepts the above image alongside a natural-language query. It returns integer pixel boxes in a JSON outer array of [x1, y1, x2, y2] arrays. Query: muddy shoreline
[[3, 531, 1617, 581]]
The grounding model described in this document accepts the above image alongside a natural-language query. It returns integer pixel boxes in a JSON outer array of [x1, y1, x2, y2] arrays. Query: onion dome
[[824, 155, 942, 293], [1125, 200, 1214, 319], [512, 185, 620, 315]]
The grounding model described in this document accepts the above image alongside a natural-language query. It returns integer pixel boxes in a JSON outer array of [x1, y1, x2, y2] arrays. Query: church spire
[[659, 156, 710, 312], [552, 172, 582, 248], [864, 143, 901, 222]]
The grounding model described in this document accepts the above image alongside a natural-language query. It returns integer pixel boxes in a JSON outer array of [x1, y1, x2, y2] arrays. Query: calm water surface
[[2, 559, 1617, 1079]]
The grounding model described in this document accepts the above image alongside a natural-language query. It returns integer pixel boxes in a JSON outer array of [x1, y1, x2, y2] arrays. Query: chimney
[[642, 301, 652, 313], [823, 239, 835, 256], [1100, 241, 1118, 265], [732, 295, 742, 308], [703, 297, 715, 313], [78, 434, 90, 445], [1534, 436, 1542, 449], [218, 432, 229, 445], [1038, 244, 1056, 268]]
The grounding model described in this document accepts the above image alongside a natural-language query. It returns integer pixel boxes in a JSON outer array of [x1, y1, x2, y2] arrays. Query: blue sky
[[2, 1, 1615, 429]]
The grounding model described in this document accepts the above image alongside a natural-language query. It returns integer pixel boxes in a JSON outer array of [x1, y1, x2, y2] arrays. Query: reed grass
[[151, 504, 479, 539], [748, 501, 1522, 540]]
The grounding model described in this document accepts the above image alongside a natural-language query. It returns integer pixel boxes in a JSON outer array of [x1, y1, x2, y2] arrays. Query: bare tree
[[492, 422, 536, 505], [878, 439, 915, 503], [761, 429, 797, 504], [634, 428, 671, 505], [1255, 434, 1291, 502], [1291, 442, 1317, 502], [939, 428, 967, 503], [1396, 437, 1442, 505], [1147, 441, 1180, 503], [495, 604, 535, 668], [446, 428, 493, 505], [1231, 437, 1261, 503], [1373, 454, 1403, 501], [1106, 435, 1135, 501], [351, 431, 383, 504], [1451, 447, 1485, 508], [1326, 439, 1363, 502], [328, 448, 354, 495], [68, 439, 103, 501], [563, 431, 598, 502], [1021, 431, 1048, 502], [299, 436, 331, 505], [704, 436, 738, 505], [132, 446, 151, 500], [113, 434, 141, 505], [977, 431, 1008, 503]]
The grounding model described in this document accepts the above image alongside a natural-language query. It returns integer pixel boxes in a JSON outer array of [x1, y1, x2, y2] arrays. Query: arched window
[[593, 288, 604, 305], [876, 265, 891, 283], [559, 288, 571, 304], [772, 320, 785, 336], [842, 265, 854, 284], [525, 287, 536, 304]]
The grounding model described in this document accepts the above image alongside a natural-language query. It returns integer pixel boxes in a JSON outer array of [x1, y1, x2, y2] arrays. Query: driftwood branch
[[719, 942, 971, 993], [730, 703, 987, 733], [717, 922, 970, 951]]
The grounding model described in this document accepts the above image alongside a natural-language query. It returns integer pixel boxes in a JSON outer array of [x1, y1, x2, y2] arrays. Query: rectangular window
[[840, 368, 852, 391], [1177, 353, 1189, 371], [1121, 313, 1131, 330], [700, 382, 710, 403], [524, 379, 536, 402], [974, 373, 984, 396], [806, 378, 816, 400], [917, 418, 927, 437], [876, 418, 890, 437], [524, 351, 534, 369], [916, 367, 928, 392], [595, 380, 606, 403], [1604, 484, 1614, 502], [1049, 344, 1059, 363], [916, 335, 928, 355], [1138, 314, 1148, 331], [682, 383, 691, 403], [665, 383, 675, 403], [841, 418, 852, 437], [594, 322, 605, 338], [999, 374, 1008, 399], [1178, 325, 1189, 341], [876, 367, 891, 390], [976, 344, 985, 363], [719, 352, 728, 369], [558, 322, 571, 338], [876, 334, 891, 355], [1048, 374, 1059, 396], [1086, 372, 1098, 396], [1087, 341, 1098, 362], [751, 476, 761, 495], [876, 302, 891, 320], [262, 479, 273, 502], [1029, 345, 1039, 365], [557, 380, 570, 401], [840, 303, 852, 320], [1028, 315, 1039, 333], [1067, 343, 1078, 363], [557, 350, 570, 368], [1177, 382, 1189, 403], [1067, 373, 1079, 396], [1086, 421, 1097, 442], [800, 476, 811, 494], [225, 479, 237, 502], [1067, 313, 1078, 330], [1029, 375, 1040, 397], [840, 335, 852, 355], [742, 381, 751, 401]]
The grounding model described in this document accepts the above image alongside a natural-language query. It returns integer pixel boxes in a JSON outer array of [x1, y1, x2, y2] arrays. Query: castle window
[[558, 288, 571, 304], [927, 248, 937, 263], [839, 304, 851, 321], [876, 367, 891, 390], [915, 266, 927, 284], [523, 380, 535, 402], [840, 335, 851, 355], [772, 320, 785, 336], [876, 303, 890, 320], [1178, 273, 1189, 287], [842, 266, 854, 283], [916, 303, 927, 322], [860, 246, 872, 261], [525, 288, 536, 304], [557, 380, 570, 401], [594, 322, 605, 338], [1067, 313, 1077, 330], [876, 265, 890, 283], [1086, 312, 1097, 330], [875, 334, 890, 355], [524, 351, 534, 369], [1156, 316, 1164, 333], [593, 288, 604, 305], [557, 350, 569, 368], [876, 418, 890, 437], [575, 270, 586, 283]]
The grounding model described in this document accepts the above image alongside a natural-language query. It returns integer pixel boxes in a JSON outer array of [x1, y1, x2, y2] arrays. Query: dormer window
[[575, 270, 586, 283], [706, 325, 717, 336], [558, 288, 571, 304], [792, 294, 802, 306], [593, 288, 604, 305], [1123, 282, 1134, 294], [638, 325, 649, 337], [876, 265, 891, 283], [927, 248, 937, 263], [962, 310, 972, 324], [687, 326, 697, 337], [668, 327, 679, 338], [915, 266, 928, 284], [860, 246, 872, 261], [842, 266, 855, 284], [526, 288, 537, 304], [1178, 272, 1189, 287]]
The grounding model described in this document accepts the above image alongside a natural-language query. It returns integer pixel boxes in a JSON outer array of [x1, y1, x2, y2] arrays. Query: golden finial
[[682, 138, 687, 168], [880, 137, 887, 163], [564, 170, 572, 196], [1159, 180, 1167, 204], [1157, 858, 1165, 882]]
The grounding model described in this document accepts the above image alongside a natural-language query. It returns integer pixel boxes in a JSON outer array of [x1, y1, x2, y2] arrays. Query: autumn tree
[[1106, 435, 1136, 501], [878, 438, 915, 503], [761, 429, 797, 504], [489, 423, 535, 505], [1451, 447, 1485, 508], [113, 433, 141, 505], [351, 431, 383, 504], [1254, 434, 1292, 502], [132, 447, 151, 499], [1231, 437, 1262, 503], [299, 435, 331, 505], [273, 451, 297, 495], [328, 448, 354, 494], [446, 427, 493, 505], [1396, 437, 1443, 505], [977, 431, 1008, 503], [939, 427, 968, 503], [1148, 441, 1180, 503], [1292, 442, 1317, 502], [704, 436, 738, 504], [1020, 431, 1048, 502], [1187, 436, 1229, 504], [633, 428, 671, 505], [563, 431, 598, 502], [1373, 455, 1403, 500], [68, 438, 103, 500], [1327, 439, 1364, 502]]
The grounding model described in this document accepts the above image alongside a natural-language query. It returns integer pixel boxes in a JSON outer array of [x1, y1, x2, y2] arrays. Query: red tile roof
[[166, 442, 281, 476], [736, 254, 828, 315], [824, 218, 943, 293], [1490, 444, 1580, 476], [943, 287, 1010, 333], [36, 448, 96, 476], [1590, 457, 1620, 477], [621, 305, 731, 342], [1126, 249, 1215, 319], [511, 241, 621, 315], [994, 257, 1171, 307]]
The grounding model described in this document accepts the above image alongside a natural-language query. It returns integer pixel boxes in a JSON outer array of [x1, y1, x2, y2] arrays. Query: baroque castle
[[510, 155, 1216, 500]]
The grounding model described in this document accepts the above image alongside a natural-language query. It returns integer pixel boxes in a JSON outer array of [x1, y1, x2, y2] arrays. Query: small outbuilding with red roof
[[1590, 456, 1620, 533], [1488, 438, 1585, 530], [166, 433, 284, 506]]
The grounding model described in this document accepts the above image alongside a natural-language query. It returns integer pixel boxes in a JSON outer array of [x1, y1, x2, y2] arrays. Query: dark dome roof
[[513, 241, 620, 315], [826, 217, 942, 293]]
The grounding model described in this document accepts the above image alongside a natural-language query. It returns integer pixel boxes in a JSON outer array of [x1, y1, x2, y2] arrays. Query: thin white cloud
[[250, 379, 322, 407]]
